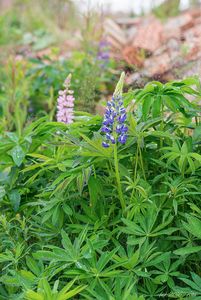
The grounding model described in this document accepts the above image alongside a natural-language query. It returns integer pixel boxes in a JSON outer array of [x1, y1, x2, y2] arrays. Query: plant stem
[[160, 102, 164, 148], [138, 141, 146, 180], [134, 146, 139, 181], [113, 144, 125, 211], [134, 138, 146, 181]]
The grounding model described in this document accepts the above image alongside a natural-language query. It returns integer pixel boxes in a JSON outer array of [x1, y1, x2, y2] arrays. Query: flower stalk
[[113, 142, 125, 210], [101, 72, 127, 210]]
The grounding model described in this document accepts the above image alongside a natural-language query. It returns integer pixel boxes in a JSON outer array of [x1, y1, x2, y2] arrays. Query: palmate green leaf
[[128, 237, 146, 246], [182, 215, 201, 239], [191, 272, 201, 288], [161, 140, 201, 175], [76, 167, 91, 195], [141, 95, 153, 120], [127, 112, 137, 132], [153, 274, 169, 285], [26, 256, 41, 276], [173, 246, 201, 256], [179, 275, 201, 293], [150, 227, 177, 237], [122, 208, 176, 246], [133, 80, 194, 120], [79, 133, 112, 158], [22, 116, 48, 135], [152, 96, 162, 118], [181, 141, 188, 154], [52, 205, 64, 227], [174, 94, 193, 108], [1, 269, 36, 290], [181, 85, 200, 95], [187, 156, 196, 174], [63, 204, 73, 216], [190, 153, 201, 163], [97, 270, 122, 278], [151, 215, 174, 234], [160, 152, 179, 161], [58, 284, 87, 300], [42, 208, 54, 224], [113, 249, 140, 270], [97, 249, 118, 272], [74, 227, 89, 252], [27, 153, 54, 161], [0, 138, 14, 154], [40, 278, 52, 298], [179, 76, 200, 86], [22, 162, 46, 173], [145, 252, 170, 267], [136, 117, 162, 132], [147, 130, 176, 140], [83, 277, 145, 300], [178, 155, 187, 175], [121, 219, 145, 236], [50, 173, 72, 187], [0, 252, 14, 263], [164, 95, 179, 112], [25, 290, 43, 300], [88, 176, 103, 208], [25, 277, 87, 300], [61, 230, 75, 254], [193, 125, 201, 143], [135, 91, 154, 105], [33, 250, 68, 262], [33, 121, 67, 136]]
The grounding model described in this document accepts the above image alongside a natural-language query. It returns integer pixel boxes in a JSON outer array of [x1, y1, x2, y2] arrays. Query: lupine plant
[[101, 72, 128, 210], [0, 69, 201, 299]]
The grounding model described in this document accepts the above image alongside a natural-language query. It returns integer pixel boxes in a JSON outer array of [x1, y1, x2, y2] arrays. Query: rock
[[132, 17, 163, 52], [103, 7, 201, 82], [167, 13, 194, 31], [144, 53, 171, 76], [185, 40, 201, 61], [162, 24, 181, 41], [122, 46, 144, 67], [104, 18, 127, 50]]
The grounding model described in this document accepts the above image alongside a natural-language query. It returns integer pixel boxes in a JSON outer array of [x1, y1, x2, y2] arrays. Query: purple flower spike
[[101, 72, 128, 148], [103, 119, 110, 126], [110, 136, 116, 144], [101, 126, 111, 133], [102, 141, 110, 148], [121, 125, 128, 133], [118, 135, 127, 144], [106, 133, 111, 139], [118, 113, 127, 123], [97, 40, 110, 69]]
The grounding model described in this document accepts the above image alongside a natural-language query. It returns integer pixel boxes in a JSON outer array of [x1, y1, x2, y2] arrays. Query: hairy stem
[[113, 144, 125, 210]]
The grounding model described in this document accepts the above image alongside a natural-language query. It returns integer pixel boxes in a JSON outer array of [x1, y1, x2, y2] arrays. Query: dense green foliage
[[0, 60, 201, 300]]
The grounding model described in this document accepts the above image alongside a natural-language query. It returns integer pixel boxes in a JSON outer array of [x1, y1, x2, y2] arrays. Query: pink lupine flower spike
[[57, 74, 75, 124]]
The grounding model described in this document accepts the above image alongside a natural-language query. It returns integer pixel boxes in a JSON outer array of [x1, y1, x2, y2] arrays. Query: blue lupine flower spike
[[101, 72, 128, 148]]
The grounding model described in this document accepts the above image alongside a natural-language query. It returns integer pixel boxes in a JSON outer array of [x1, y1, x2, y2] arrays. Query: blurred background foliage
[[0, 0, 200, 120]]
